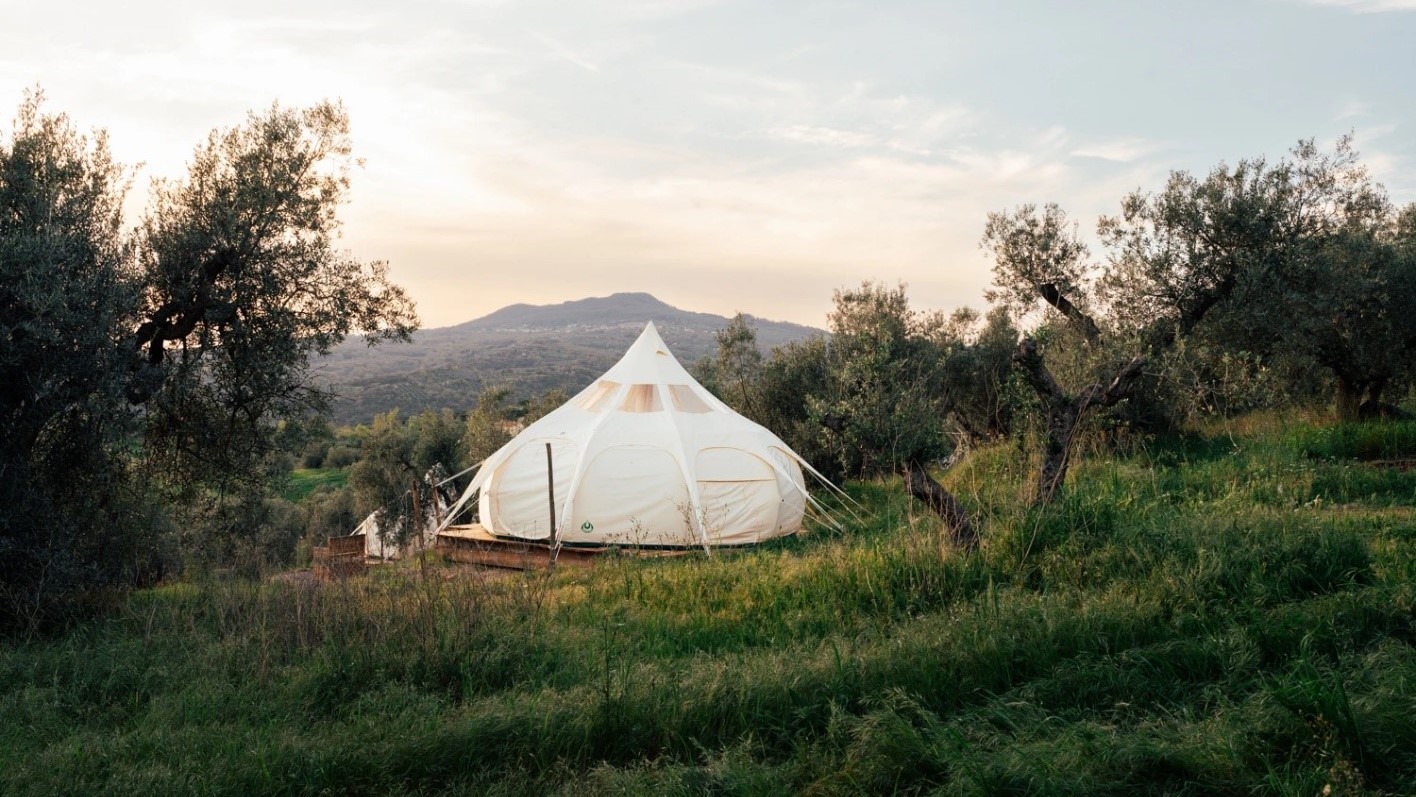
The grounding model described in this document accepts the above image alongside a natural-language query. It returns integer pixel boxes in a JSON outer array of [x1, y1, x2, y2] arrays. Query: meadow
[[283, 468, 351, 503], [3, 414, 1415, 796]]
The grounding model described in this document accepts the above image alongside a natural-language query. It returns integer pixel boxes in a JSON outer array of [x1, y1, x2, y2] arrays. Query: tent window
[[575, 380, 620, 412], [619, 384, 663, 412], [668, 384, 712, 413]]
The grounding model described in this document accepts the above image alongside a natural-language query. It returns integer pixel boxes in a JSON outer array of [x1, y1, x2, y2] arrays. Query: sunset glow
[[5, 0, 1413, 326]]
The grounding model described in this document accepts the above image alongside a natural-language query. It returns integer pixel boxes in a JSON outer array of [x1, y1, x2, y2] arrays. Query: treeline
[[695, 135, 1415, 539]]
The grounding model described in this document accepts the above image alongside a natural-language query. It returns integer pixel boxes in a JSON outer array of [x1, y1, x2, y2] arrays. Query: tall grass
[[1287, 419, 1416, 462], [3, 418, 1415, 795]]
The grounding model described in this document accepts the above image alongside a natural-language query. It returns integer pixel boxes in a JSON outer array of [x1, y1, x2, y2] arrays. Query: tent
[[354, 469, 453, 559], [354, 499, 443, 559], [441, 322, 823, 548]]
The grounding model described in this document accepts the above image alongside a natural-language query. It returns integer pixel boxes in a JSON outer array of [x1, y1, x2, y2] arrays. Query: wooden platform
[[436, 524, 605, 570], [435, 524, 697, 570], [312, 534, 367, 580]]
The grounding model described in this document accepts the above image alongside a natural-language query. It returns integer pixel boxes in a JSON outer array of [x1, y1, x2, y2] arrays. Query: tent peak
[[598, 319, 694, 385], [631, 320, 671, 356], [638, 320, 664, 346]]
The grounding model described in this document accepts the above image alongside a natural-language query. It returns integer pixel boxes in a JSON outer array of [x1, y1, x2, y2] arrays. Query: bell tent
[[442, 321, 823, 548]]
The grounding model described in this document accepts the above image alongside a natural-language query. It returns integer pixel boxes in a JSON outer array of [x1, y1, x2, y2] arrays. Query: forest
[[3, 96, 1416, 794]]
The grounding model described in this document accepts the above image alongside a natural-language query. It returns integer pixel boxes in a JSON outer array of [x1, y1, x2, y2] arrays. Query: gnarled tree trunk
[[903, 460, 977, 550], [1335, 374, 1409, 422], [1036, 397, 1084, 505], [1015, 338, 1146, 505]]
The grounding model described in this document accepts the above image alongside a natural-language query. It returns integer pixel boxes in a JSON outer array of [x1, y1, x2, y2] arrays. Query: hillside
[[317, 292, 822, 425], [5, 416, 1415, 794]]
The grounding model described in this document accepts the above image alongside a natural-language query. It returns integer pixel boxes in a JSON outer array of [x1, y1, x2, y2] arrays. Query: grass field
[[3, 416, 1415, 795], [282, 467, 350, 502]]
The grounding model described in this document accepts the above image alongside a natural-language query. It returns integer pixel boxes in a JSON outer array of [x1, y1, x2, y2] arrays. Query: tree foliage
[[1295, 208, 1416, 418], [349, 411, 455, 550], [1098, 137, 1387, 352], [811, 282, 955, 477], [520, 387, 569, 427], [984, 136, 1413, 502], [0, 94, 147, 629], [463, 387, 516, 466], [696, 283, 1009, 547], [134, 101, 416, 506], [0, 94, 417, 631]]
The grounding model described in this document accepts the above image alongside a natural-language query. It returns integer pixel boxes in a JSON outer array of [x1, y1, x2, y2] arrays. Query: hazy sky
[[3, 0, 1413, 328]]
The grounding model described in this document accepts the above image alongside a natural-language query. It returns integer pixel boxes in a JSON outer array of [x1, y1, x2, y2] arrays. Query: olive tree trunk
[[1015, 338, 1146, 505], [903, 460, 977, 550]]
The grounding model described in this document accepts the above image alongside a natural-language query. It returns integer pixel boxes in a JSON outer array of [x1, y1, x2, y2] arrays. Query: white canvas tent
[[354, 472, 452, 559], [441, 322, 821, 548], [354, 504, 440, 559]]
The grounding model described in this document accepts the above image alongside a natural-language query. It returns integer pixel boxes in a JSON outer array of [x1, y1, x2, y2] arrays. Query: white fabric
[[768, 446, 808, 533], [569, 445, 694, 545], [484, 437, 577, 538], [444, 322, 811, 547], [355, 493, 447, 560]]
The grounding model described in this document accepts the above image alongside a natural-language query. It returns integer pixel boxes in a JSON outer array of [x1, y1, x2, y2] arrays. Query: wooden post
[[431, 478, 444, 531], [411, 477, 427, 579], [546, 442, 558, 569], [410, 479, 421, 550]]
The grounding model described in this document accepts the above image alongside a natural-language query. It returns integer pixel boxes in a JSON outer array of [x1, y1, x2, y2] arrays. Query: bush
[[303, 486, 359, 550], [301, 440, 331, 469], [324, 445, 360, 468]]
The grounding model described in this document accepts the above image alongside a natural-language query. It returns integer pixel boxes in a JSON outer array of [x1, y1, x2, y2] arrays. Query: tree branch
[[903, 460, 977, 550], [1038, 282, 1101, 346], [1013, 337, 1065, 408], [1079, 356, 1148, 410]]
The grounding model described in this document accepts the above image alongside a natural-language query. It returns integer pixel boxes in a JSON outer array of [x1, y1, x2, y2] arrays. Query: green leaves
[[0, 90, 144, 631], [1, 94, 421, 627]]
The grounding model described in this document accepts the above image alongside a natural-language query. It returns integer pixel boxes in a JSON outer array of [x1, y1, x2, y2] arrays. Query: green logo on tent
[[581, 521, 594, 533]]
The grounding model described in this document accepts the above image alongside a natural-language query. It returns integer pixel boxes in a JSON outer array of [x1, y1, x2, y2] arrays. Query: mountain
[[317, 292, 823, 425]]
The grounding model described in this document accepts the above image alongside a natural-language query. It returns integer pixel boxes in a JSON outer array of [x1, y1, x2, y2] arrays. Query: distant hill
[[317, 292, 823, 425]]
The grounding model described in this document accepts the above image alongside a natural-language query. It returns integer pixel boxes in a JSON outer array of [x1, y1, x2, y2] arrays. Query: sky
[[2, 0, 1414, 329]]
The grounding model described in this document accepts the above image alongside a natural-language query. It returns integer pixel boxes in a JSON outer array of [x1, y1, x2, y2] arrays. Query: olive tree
[[697, 284, 1014, 548], [984, 137, 1399, 503], [349, 411, 456, 554], [808, 282, 977, 547], [0, 93, 147, 629], [0, 94, 418, 630], [133, 101, 417, 516], [1291, 207, 1416, 419], [982, 204, 1146, 505], [464, 387, 516, 465]]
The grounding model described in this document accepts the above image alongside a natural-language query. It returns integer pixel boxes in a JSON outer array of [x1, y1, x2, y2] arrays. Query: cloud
[[1336, 99, 1373, 119], [8, 0, 1405, 329], [528, 30, 602, 73], [1070, 138, 1160, 163], [745, 83, 976, 163], [767, 124, 877, 148], [339, 101, 1165, 328]]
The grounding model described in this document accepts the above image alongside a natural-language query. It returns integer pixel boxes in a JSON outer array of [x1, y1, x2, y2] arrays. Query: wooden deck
[[436, 524, 605, 570], [436, 524, 696, 570]]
